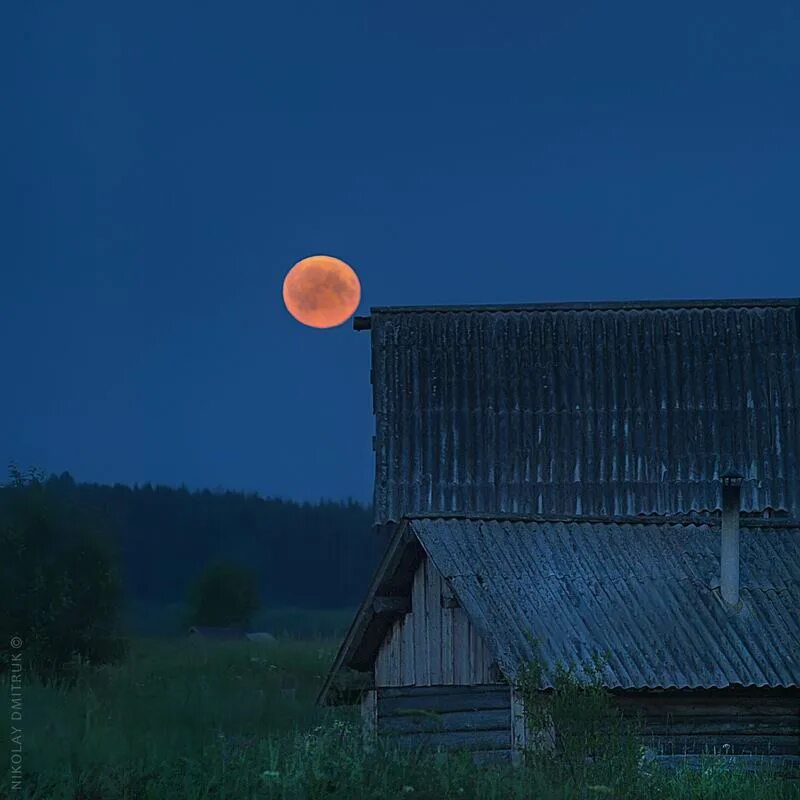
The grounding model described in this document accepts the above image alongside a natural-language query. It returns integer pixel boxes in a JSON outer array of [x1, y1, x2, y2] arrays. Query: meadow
[[1, 635, 798, 800]]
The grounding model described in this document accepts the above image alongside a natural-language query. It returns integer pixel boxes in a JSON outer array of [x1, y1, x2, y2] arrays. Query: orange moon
[[283, 255, 361, 329]]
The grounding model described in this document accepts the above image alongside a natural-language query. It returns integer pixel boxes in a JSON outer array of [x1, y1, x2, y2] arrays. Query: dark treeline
[[17, 471, 382, 618]]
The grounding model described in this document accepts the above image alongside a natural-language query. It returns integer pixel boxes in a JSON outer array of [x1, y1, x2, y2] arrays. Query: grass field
[[1, 637, 798, 799]]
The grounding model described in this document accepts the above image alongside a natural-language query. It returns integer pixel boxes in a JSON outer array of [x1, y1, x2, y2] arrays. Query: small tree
[[188, 561, 260, 627]]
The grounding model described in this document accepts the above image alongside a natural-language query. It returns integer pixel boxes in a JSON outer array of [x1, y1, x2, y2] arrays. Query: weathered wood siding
[[377, 685, 512, 764], [613, 690, 800, 758], [374, 556, 497, 687], [360, 688, 377, 743]]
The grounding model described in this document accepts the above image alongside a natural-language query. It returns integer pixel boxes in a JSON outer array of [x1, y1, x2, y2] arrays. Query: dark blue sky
[[4, 2, 799, 502]]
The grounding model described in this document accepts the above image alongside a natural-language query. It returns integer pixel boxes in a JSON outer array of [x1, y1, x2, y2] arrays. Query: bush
[[514, 640, 644, 793], [188, 561, 261, 627], [0, 465, 127, 680]]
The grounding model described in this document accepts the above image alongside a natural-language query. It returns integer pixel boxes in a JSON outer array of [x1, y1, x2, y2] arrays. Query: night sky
[[4, 2, 799, 503]]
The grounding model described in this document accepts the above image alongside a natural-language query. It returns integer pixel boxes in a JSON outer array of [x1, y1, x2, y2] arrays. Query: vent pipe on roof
[[720, 470, 744, 607]]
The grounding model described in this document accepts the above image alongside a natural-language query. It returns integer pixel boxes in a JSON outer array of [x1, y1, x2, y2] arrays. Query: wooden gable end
[[374, 555, 500, 687]]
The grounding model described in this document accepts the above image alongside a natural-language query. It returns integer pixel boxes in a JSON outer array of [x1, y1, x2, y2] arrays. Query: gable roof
[[363, 297, 800, 525], [318, 513, 800, 702]]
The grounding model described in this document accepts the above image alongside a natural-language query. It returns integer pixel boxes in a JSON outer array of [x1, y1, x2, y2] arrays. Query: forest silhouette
[[1, 469, 381, 637]]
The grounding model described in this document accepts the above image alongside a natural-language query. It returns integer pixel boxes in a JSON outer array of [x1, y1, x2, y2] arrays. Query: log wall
[[376, 685, 513, 764], [613, 689, 800, 758]]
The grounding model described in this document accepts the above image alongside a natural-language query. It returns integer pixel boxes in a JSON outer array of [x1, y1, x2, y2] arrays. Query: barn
[[319, 298, 800, 769]]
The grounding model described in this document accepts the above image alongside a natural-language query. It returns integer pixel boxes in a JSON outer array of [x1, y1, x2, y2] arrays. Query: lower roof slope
[[318, 513, 800, 703], [411, 515, 800, 690]]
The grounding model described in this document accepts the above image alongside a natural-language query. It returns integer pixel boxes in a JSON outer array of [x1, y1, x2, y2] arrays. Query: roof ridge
[[404, 511, 712, 525], [368, 297, 800, 315], [402, 511, 800, 528]]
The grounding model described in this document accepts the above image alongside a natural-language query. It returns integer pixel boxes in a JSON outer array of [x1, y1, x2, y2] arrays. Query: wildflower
[[332, 719, 353, 738]]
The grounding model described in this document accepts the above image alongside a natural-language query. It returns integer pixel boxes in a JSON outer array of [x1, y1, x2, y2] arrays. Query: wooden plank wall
[[613, 691, 800, 757], [375, 556, 497, 687], [360, 689, 377, 744], [377, 685, 512, 765]]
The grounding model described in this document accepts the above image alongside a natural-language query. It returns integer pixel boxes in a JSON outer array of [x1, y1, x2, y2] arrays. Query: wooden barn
[[319, 298, 800, 769]]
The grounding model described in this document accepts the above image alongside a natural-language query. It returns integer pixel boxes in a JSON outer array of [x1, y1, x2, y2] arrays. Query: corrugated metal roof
[[369, 300, 800, 525], [410, 516, 800, 690]]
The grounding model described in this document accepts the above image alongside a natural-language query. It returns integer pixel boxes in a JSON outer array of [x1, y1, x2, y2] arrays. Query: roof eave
[[316, 520, 422, 706]]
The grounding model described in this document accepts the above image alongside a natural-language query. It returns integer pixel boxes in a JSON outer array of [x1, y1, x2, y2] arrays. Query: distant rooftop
[[187, 626, 247, 641]]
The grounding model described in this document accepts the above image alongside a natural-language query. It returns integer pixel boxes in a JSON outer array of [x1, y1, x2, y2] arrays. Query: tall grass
[[1, 638, 797, 799]]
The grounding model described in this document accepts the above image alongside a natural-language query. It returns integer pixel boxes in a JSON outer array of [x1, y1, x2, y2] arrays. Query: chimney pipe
[[720, 470, 744, 607]]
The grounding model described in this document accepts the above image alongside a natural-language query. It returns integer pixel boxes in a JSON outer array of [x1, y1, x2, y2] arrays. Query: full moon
[[283, 255, 361, 329]]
